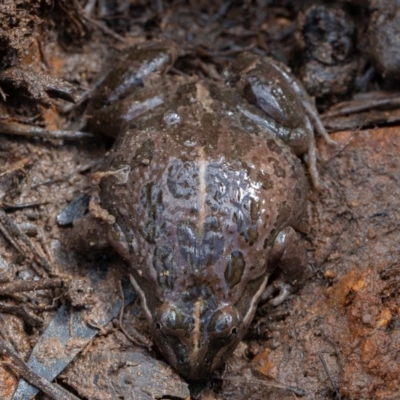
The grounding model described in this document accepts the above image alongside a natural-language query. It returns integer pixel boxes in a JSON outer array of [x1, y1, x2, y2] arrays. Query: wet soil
[[0, 1, 400, 399]]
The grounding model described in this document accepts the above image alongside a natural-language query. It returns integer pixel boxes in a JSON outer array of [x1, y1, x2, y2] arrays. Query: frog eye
[[159, 306, 187, 330], [208, 307, 238, 335]]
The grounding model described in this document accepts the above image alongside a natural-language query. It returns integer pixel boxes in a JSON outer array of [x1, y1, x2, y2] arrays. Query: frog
[[73, 40, 333, 380]]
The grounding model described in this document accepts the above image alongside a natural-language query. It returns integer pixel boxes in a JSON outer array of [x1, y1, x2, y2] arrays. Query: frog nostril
[[155, 322, 161, 330], [231, 327, 238, 335]]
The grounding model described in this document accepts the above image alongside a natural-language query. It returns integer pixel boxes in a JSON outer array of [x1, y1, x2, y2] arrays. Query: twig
[[0, 218, 24, 254], [0, 157, 31, 179], [321, 123, 363, 167], [309, 218, 353, 280], [0, 86, 7, 101], [196, 44, 255, 58], [0, 337, 74, 400], [0, 121, 94, 140], [82, 14, 126, 43], [208, 0, 232, 24], [0, 208, 53, 273], [118, 281, 152, 349], [322, 95, 400, 119], [319, 353, 341, 400], [0, 314, 15, 348], [1, 201, 48, 210], [0, 303, 43, 327], [0, 278, 63, 296]]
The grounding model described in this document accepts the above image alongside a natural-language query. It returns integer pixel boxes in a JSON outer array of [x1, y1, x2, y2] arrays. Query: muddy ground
[[0, 1, 399, 399]]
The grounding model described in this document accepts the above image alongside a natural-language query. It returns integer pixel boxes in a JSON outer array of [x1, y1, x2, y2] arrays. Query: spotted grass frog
[[74, 40, 332, 380]]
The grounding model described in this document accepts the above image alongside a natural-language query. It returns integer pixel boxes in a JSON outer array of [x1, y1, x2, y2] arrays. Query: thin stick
[[321, 123, 363, 167], [322, 96, 400, 119], [319, 353, 341, 400], [0, 303, 43, 327], [118, 281, 152, 349], [0, 121, 94, 140], [0, 278, 63, 296], [0, 338, 74, 400], [0, 208, 52, 273]]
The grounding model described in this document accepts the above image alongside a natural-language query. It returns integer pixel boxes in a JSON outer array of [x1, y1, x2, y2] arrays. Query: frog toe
[[261, 279, 294, 306], [268, 280, 294, 306]]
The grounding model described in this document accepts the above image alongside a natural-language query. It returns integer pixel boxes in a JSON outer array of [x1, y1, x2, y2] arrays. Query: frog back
[[99, 80, 307, 309]]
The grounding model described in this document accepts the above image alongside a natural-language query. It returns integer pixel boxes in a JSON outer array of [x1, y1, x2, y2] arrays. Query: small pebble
[[324, 269, 336, 280]]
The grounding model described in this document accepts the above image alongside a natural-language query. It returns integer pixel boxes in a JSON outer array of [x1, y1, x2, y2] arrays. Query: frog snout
[[177, 348, 213, 381]]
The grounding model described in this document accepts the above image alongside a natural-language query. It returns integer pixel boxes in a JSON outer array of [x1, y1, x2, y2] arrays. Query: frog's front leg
[[68, 190, 131, 262], [263, 226, 309, 306]]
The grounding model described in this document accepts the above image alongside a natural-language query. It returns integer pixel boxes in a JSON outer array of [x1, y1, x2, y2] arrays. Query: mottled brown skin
[[77, 41, 318, 380]]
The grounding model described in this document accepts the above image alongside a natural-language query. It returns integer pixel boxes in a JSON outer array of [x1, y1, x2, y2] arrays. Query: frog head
[[151, 301, 242, 380]]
